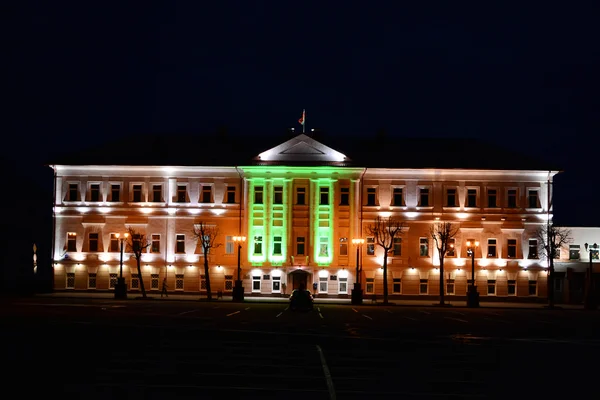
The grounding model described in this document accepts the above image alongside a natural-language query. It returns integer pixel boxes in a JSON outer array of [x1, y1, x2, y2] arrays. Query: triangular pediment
[[255, 134, 349, 164]]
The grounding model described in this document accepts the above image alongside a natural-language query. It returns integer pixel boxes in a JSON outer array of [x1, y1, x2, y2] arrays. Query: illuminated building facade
[[50, 133, 566, 301]]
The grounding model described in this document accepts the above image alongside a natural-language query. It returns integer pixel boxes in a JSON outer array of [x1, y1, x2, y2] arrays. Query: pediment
[[255, 134, 349, 163]]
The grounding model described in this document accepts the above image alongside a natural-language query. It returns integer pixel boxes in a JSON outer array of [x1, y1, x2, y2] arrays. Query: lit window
[[487, 239, 497, 258]]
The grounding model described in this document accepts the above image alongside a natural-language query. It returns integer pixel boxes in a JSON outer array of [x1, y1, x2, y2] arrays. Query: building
[[50, 132, 581, 302]]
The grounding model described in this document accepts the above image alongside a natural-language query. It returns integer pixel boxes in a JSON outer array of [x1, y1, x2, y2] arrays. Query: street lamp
[[584, 242, 598, 310], [114, 232, 129, 299], [351, 238, 364, 305], [232, 236, 246, 302], [466, 240, 479, 307]]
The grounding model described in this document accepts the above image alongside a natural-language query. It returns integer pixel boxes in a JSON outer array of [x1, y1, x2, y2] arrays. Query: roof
[[47, 132, 562, 171]]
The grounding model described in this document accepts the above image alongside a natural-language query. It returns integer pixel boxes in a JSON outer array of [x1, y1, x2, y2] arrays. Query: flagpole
[[303, 109, 305, 133]]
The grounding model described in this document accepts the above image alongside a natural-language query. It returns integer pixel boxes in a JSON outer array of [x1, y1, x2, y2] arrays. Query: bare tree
[[430, 222, 459, 306], [534, 224, 572, 308], [192, 222, 222, 301], [366, 216, 407, 304], [125, 227, 152, 298]]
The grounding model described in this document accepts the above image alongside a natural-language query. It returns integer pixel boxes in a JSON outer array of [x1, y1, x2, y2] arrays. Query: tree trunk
[[204, 254, 212, 301], [137, 258, 147, 298], [383, 250, 389, 304], [439, 256, 445, 305], [548, 257, 555, 308]]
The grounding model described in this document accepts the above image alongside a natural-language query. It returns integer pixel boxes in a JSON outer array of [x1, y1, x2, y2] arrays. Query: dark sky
[[6, 1, 600, 229]]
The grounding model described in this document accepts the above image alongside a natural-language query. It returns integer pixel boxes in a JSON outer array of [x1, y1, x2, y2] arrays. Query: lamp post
[[351, 238, 364, 305], [114, 232, 129, 299], [584, 242, 598, 310], [232, 236, 246, 302], [466, 240, 479, 307]]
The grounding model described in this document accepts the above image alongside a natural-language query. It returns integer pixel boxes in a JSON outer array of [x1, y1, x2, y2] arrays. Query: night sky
[[5, 1, 600, 270]]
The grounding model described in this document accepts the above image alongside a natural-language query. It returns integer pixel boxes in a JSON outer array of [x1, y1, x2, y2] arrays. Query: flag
[[298, 109, 305, 125]]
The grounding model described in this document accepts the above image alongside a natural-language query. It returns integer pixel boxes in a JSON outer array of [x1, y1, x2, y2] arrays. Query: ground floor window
[[393, 278, 401, 293], [319, 277, 328, 293], [225, 275, 233, 291], [252, 276, 261, 292], [175, 274, 184, 290], [528, 280, 537, 296], [200, 275, 207, 290], [419, 279, 428, 294], [151, 274, 159, 290], [272, 276, 281, 293], [131, 274, 140, 290], [338, 277, 348, 294], [66, 272, 75, 289], [554, 278, 563, 291], [487, 279, 496, 295], [109, 273, 117, 289], [446, 279, 454, 295], [365, 278, 374, 294], [508, 280, 516, 295], [88, 273, 96, 289]]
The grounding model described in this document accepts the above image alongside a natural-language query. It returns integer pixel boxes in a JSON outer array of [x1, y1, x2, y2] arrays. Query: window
[[487, 189, 497, 208], [151, 234, 160, 253], [487, 239, 497, 258], [254, 186, 263, 204], [131, 274, 140, 289], [419, 279, 428, 294], [319, 237, 328, 257], [272, 276, 281, 292], [339, 237, 348, 256], [176, 185, 186, 203], [528, 190, 539, 208], [507, 239, 517, 258], [319, 277, 328, 293], [201, 186, 212, 203], [88, 273, 96, 289], [254, 236, 263, 255], [392, 187, 403, 206], [109, 273, 117, 289], [393, 237, 402, 256], [339, 277, 348, 294], [446, 279, 455, 295], [252, 276, 261, 292], [507, 189, 517, 208], [554, 278, 563, 292], [340, 187, 349, 206], [200, 275, 207, 290], [133, 184, 143, 202], [225, 275, 233, 291], [132, 234, 142, 253], [111, 184, 120, 202], [367, 237, 375, 256], [366, 188, 376, 206], [273, 236, 282, 255], [592, 248, 600, 260], [393, 278, 401, 293], [176, 234, 185, 253], [296, 237, 305, 255], [528, 280, 537, 296], [108, 233, 118, 252], [175, 274, 184, 290], [274, 186, 283, 204], [528, 239, 538, 259], [67, 232, 77, 252], [419, 238, 429, 257], [226, 186, 236, 203], [151, 274, 159, 290], [320, 187, 329, 205], [419, 188, 429, 207], [447, 238, 456, 257], [296, 187, 305, 205], [68, 183, 79, 201], [66, 272, 75, 289], [446, 188, 457, 207], [569, 245, 580, 260], [487, 280, 496, 295], [225, 236, 234, 255], [90, 184, 100, 202], [152, 185, 162, 202], [508, 280, 516, 295], [365, 278, 374, 294], [88, 233, 99, 252], [467, 189, 477, 207]]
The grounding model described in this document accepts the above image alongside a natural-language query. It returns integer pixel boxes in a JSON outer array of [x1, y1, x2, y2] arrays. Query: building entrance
[[289, 269, 310, 291]]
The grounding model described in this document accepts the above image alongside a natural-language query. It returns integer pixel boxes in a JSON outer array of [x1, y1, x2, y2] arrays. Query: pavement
[[36, 291, 588, 309]]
